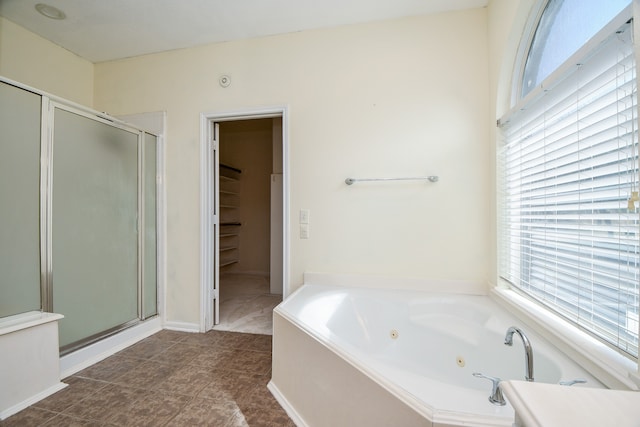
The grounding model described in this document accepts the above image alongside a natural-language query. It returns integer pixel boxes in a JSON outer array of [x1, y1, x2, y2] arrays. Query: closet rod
[[345, 176, 439, 185]]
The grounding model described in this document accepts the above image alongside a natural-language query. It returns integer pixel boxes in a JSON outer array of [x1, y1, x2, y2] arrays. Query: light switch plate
[[300, 209, 310, 224], [300, 224, 309, 239]]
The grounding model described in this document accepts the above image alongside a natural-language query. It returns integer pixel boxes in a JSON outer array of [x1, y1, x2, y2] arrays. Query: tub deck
[[269, 283, 603, 427]]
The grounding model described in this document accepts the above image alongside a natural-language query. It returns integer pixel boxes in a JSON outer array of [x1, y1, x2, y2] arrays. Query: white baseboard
[[0, 382, 67, 420], [267, 380, 307, 427], [60, 318, 162, 379], [163, 320, 200, 333]]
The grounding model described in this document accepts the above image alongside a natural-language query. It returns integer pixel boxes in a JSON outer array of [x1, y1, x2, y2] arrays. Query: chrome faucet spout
[[504, 326, 534, 382]]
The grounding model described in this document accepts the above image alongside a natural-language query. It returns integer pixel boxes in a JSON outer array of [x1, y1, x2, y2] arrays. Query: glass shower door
[[52, 107, 139, 350], [143, 132, 158, 319], [0, 82, 42, 318]]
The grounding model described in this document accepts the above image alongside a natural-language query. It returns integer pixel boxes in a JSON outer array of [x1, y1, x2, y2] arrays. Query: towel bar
[[345, 176, 439, 185]]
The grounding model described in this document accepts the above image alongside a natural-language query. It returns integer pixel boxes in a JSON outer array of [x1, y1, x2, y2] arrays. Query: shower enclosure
[[0, 77, 158, 354]]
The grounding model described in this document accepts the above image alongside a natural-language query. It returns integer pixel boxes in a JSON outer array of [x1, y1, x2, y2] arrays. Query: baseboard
[[267, 380, 307, 427], [0, 382, 67, 420], [60, 317, 162, 379], [163, 320, 200, 333]]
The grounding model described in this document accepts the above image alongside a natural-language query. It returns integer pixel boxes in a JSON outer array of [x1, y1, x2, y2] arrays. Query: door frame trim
[[199, 106, 290, 332]]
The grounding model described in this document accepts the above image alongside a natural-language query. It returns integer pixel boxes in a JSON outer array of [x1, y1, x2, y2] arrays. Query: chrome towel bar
[[345, 176, 439, 185]]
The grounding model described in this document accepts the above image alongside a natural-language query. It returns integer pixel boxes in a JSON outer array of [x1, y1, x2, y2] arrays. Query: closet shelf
[[219, 163, 241, 268], [220, 233, 239, 238], [220, 163, 242, 181], [220, 163, 241, 174]]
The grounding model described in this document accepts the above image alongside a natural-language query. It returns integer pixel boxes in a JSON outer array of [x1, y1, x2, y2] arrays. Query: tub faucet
[[504, 326, 534, 382], [472, 373, 506, 406]]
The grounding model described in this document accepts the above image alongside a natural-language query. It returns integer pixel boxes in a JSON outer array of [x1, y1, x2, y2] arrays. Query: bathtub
[[269, 283, 604, 427]]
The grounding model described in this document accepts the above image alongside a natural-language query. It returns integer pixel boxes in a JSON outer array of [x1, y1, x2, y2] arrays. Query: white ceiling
[[0, 0, 487, 63]]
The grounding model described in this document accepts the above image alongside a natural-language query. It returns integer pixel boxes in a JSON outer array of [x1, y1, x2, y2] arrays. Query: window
[[521, 0, 631, 98], [499, 0, 639, 358]]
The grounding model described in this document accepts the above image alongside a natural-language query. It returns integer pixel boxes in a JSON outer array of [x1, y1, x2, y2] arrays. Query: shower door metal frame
[[28, 89, 159, 354]]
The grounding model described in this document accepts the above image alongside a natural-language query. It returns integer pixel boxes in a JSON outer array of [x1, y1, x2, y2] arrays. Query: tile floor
[[0, 330, 295, 427], [214, 273, 282, 335]]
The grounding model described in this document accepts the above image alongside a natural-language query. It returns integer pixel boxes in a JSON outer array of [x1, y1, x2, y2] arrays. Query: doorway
[[216, 118, 282, 334], [200, 107, 289, 334]]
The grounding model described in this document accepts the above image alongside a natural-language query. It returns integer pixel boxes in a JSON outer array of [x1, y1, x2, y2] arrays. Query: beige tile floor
[[214, 273, 282, 335], [0, 330, 294, 427]]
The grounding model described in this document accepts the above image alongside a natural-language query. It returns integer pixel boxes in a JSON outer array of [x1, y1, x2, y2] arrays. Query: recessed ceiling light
[[35, 3, 66, 20]]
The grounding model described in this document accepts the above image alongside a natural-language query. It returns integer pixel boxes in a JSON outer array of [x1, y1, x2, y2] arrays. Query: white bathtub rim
[[491, 286, 639, 391], [300, 272, 639, 391], [273, 304, 514, 427], [296, 274, 636, 391]]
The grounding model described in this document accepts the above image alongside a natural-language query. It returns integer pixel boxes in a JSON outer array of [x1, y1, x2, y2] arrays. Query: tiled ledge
[[0, 311, 63, 336]]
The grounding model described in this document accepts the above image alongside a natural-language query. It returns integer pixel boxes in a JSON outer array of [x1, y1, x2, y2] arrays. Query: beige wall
[[0, 0, 556, 336], [219, 119, 273, 275], [488, 0, 535, 118], [93, 8, 491, 326], [0, 16, 93, 106]]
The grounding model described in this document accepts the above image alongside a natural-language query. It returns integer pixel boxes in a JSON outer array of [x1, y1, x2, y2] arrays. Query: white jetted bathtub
[[268, 282, 604, 427]]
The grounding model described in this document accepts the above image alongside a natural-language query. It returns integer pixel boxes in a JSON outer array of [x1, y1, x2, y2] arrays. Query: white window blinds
[[499, 19, 639, 357]]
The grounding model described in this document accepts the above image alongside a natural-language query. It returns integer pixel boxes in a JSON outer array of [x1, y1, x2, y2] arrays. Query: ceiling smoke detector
[[35, 3, 66, 20]]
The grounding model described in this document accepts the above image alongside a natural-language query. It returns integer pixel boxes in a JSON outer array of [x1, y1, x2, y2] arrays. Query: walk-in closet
[[214, 118, 283, 334]]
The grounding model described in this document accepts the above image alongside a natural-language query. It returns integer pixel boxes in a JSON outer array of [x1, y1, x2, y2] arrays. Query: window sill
[[490, 285, 638, 391]]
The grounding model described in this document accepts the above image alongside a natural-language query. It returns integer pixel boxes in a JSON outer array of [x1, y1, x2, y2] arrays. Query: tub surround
[[270, 277, 603, 426], [502, 380, 640, 427], [0, 311, 66, 420], [270, 312, 430, 427]]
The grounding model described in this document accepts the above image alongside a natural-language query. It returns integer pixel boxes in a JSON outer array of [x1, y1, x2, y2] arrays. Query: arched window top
[[521, 0, 631, 99]]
